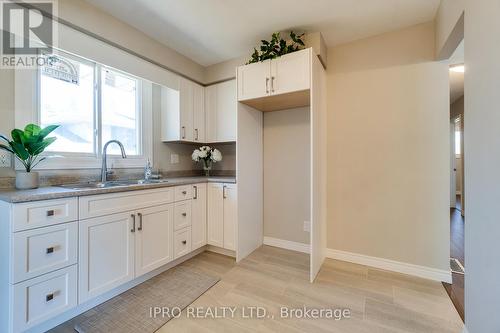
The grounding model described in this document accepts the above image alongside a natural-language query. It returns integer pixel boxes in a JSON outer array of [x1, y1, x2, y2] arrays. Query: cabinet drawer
[[12, 198, 78, 232], [12, 222, 77, 283], [12, 265, 77, 333], [79, 187, 174, 219], [174, 227, 192, 259], [174, 200, 192, 231], [174, 185, 192, 202]]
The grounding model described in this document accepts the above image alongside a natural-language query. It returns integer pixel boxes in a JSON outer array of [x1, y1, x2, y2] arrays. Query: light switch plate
[[170, 153, 179, 164], [0, 152, 11, 168]]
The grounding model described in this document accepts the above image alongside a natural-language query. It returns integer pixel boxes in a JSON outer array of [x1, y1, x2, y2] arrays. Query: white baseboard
[[263, 237, 310, 254], [326, 249, 452, 283]]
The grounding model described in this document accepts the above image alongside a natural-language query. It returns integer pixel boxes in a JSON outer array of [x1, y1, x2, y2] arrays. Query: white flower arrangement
[[192, 146, 222, 175]]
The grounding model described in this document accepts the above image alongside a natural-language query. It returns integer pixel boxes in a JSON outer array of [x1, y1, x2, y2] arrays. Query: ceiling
[[83, 0, 441, 66], [449, 40, 464, 104]]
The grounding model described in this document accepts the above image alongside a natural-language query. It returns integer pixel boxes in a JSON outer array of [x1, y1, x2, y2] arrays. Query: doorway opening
[[443, 39, 465, 322]]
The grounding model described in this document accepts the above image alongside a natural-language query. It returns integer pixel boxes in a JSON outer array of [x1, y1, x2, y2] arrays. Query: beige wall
[[263, 107, 310, 244], [0, 69, 15, 178], [435, 0, 465, 59], [464, 1, 500, 330], [53, 0, 205, 83], [327, 22, 450, 270]]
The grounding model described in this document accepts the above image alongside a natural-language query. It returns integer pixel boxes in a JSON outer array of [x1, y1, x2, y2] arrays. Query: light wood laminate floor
[[160, 246, 463, 333], [51, 246, 463, 333]]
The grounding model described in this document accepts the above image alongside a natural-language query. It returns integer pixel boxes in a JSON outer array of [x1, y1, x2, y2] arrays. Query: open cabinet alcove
[[235, 48, 327, 282]]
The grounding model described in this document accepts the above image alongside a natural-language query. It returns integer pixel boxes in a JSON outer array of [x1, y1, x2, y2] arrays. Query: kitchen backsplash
[[0, 141, 236, 189]]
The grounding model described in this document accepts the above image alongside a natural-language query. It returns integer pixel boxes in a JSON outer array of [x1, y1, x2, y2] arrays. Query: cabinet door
[[205, 85, 217, 143], [135, 204, 174, 277], [79, 212, 135, 303], [191, 183, 207, 250], [179, 78, 194, 141], [207, 183, 224, 247], [223, 184, 237, 251], [237, 60, 271, 101], [193, 83, 205, 143], [270, 48, 310, 96], [216, 80, 237, 142]]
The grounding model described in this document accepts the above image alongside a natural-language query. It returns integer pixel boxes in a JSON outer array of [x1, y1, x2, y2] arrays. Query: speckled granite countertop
[[0, 177, 236, 203]]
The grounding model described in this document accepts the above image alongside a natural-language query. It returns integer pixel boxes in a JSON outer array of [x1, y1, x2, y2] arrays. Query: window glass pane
[[101, 68, 139, 155], [455, 131, 461, 155], [40, 54, 95, 153]]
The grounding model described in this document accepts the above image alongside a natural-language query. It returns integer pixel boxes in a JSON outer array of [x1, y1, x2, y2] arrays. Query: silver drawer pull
[[182, 190, 187, 195], [46, 210, 55, 217], [182, 240, 187, 245], [182, 212, 187, 217], [46, 246, 55, 254]]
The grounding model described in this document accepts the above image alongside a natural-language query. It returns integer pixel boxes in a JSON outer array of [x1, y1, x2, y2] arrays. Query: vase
[[203, 160, 212, 177], [16, 171, 39, 190]]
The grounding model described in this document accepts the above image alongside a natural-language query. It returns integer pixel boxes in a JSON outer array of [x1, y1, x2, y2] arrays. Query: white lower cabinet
[[79, 212, 136, 303], [12, 265, 78, 333], [1, 182, 232, 332], [223, 184, 237, 251], [207, 183, 224, 247], [207, 183, 237, 250], [135, 204, 174, 277], [191, 183, 207, 250], [174, 227, 192, 259]]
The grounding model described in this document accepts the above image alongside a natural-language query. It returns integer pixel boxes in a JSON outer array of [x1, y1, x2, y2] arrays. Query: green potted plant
[[0, 124, 59, 190]]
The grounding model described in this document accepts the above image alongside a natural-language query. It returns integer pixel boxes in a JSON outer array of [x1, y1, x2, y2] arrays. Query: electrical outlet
[[170, 153, 179, 164], [303, 221, 311, 232], [0, 152, 11, 168]]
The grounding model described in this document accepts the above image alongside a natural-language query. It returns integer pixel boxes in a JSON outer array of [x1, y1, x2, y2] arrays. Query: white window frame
[[14, 49, 153, 170]]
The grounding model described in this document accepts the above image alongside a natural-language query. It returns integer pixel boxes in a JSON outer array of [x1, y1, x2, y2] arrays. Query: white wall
[[464, 1, 500, 331], [435, 0, 465, 59], [51, 0, 205, 83], [327, 22, 450, 271], [263, 107, 310, 244]]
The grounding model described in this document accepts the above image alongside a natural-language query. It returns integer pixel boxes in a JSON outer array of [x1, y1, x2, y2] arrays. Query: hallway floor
[[443, 195, 465, 321]]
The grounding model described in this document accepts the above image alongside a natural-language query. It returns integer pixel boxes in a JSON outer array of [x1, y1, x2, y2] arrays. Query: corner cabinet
[[237, 48, 311, 111], [207, 183, 237, 251], [205, 79, 237, 142]]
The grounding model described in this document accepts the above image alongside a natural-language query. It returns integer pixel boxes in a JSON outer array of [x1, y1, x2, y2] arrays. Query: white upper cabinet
[[237, 60, 271, 101], [270, 49, 311, 95], [193, 83, 205, 142], [162, 78, 205, 143], [237, 48, 311, 111], [205, 80, 237, 142]]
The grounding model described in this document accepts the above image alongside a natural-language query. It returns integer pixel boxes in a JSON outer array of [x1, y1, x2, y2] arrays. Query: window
[[40, 54, 95, 154], [35, 50, 150, 169], [455, 131, 461, 155]]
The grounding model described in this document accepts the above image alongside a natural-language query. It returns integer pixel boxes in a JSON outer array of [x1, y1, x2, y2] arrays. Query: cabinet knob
[[46, 210, 55, 217], [182, 190, 187, 195], [46, 246, 55, 254], [182, 212, 187, 217], [182, 240, 187, 245]]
